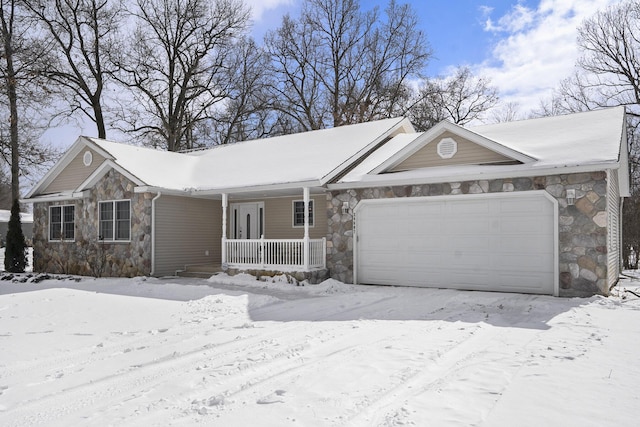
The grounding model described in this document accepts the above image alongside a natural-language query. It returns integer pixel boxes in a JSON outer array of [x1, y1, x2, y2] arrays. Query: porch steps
[[176, 264, 221, 279]]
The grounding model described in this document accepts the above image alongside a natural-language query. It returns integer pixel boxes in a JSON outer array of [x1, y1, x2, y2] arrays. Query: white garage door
[[355, 192, 556, 295]]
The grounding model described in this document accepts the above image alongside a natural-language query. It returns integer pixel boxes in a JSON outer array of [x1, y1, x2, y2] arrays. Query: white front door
[[231, 202, 264, 239]]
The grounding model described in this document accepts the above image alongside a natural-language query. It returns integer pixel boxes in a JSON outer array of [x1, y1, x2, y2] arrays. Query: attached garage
[[354, 192, 558, 295]]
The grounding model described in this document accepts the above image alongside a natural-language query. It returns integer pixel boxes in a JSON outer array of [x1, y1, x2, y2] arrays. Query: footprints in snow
[[192, 389, 287, 416]]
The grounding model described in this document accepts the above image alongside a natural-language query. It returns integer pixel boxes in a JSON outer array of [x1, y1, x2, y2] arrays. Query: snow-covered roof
[[0, 209, 33, 223], [333, 107, 628, 193], [83, 117, 411, 194], [25, 107, 628, 200], [470, 107, 624, 166]]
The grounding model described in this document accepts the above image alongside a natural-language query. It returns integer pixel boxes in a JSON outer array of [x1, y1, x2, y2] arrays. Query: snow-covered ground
[[1, 272, 640, 426]]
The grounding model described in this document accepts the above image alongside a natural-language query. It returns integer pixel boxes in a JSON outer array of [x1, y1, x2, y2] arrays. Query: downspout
[[150, 192, 162, 276], [303, 187, 310, 270], [221, 193, 228, 267]]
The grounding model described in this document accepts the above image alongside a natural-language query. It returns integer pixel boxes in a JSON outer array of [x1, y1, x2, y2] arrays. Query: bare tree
[[0, 0, 20, 202], [0, 0, 35, 271], [0, 0, 20, 204], [491, 101, 521, 123], [114, 0, 250, 151], [264, 14, 327, 132], [23, 0, 123, 139], [576, 0, 640, 115], [207, 37, 274, 145], [408, 66, 499, 131], [265, 0, 430, 131]]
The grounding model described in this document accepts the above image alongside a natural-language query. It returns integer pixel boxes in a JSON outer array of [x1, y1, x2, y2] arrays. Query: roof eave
[[328, 162, 622, 190], [133, 186, 192, 196], [77, 160, 146, 192], [193, 180, 325, 196], [22, 190, 88, 204]]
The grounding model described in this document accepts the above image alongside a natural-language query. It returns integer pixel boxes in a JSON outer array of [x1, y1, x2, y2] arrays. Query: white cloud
[[245, 0, 295, 22], [475, 0, 621, 114], [485, 3, 536, 32]]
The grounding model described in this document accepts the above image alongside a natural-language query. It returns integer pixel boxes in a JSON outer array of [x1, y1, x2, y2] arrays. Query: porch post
[[221, 193, 228, 265], [303, 187, 310, 270]]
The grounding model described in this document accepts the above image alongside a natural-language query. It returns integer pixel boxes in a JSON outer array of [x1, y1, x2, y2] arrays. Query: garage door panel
[[356, 193, 556, 295], [407, 203, 443, 216], [501, 253, 554, 269], [404, 252, 443, 263], [444, 199, 491, 214], [455, 253, 491, 268], [497, 236, 550, 252], [448, 236, 493, 251], [499, 198, 547, 212]]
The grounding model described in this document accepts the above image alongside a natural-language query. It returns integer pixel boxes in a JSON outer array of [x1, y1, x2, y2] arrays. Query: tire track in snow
[[347, 323, 549, 427], [128, 333, 381, 425], [0, 320, 312, 427], [343, 323, 505, 427]]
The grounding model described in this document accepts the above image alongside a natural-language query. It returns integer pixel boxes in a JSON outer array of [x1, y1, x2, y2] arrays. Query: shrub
[[4, 199, 27, 273]]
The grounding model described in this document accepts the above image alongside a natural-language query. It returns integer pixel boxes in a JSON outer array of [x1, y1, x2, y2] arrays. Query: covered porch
[[219, 187, 328, 274]]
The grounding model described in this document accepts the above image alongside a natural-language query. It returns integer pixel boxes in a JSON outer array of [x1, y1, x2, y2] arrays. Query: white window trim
[[292, 199, 314, 228], [49, 204, 75, 242], [99, 199, 132, 242]]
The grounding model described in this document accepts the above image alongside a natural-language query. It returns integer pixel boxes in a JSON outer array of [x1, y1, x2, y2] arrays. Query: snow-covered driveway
[[1, 274, 639, 426]]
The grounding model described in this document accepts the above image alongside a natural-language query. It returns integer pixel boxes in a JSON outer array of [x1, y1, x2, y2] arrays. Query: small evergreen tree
[[4, 199, 26, 272]]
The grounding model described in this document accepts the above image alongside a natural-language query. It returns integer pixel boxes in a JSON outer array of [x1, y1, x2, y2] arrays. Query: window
[[293, 200, 314, 227], [99, 200, 131, 241], [49, 205, 75, 241]]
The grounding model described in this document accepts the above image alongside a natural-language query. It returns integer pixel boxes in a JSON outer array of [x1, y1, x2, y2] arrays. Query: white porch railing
[[223, 237, 326, 271]]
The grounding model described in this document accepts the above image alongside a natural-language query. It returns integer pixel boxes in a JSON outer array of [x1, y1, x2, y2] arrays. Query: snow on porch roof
[[88, 117, 410, 193]]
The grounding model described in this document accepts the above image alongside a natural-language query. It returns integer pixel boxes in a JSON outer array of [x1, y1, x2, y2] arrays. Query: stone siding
[[33, 169, 153, 277], [327, 172, 609, 297]]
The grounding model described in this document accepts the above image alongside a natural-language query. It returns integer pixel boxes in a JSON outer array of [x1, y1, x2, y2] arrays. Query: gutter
[[21, 191, 87, 204], [328, 161, 623, 191], [150, 192, 162, 276]]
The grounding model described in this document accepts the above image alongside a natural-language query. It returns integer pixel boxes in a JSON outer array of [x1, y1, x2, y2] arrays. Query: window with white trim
[[49, 205, 75, 241], [99, 200, 131, 241], [293, 200, 314, 227]]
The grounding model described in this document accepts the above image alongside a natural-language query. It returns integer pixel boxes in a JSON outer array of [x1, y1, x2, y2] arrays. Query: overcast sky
[[247, 0, 623, 114]]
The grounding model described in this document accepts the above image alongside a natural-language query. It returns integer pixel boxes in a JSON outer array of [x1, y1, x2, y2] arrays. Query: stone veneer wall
[[327, 172, 610, 297], [33, 169, 153, 277]]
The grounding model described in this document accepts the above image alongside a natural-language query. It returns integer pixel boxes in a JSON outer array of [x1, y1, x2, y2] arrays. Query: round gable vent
[[83, 150, 93, 166], [437, 137, 457, 159]]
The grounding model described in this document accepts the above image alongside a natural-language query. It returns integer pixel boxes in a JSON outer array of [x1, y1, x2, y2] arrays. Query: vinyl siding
[[154, 195, 221, 276], [230, 195, 327, 240], [42, 148, 106, 194], [607, 169, 621, 289], [391, 131, 513, 171]]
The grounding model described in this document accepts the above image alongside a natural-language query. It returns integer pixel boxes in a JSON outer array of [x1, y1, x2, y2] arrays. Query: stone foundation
[[225, 268, 329, 284], [327, 172, 609, 297]]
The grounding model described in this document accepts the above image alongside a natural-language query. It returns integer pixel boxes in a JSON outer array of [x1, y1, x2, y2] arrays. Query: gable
[[389, 131, 517, 172], [41, 147, 107, 195]]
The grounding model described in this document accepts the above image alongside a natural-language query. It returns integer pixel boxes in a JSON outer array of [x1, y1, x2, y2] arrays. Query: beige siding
[[154, 195, 221, 276], [391, 131, 513, 171], [229, 195, 327, 240], [42, 148, 106, 194], [607, 169, 620, 289]]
